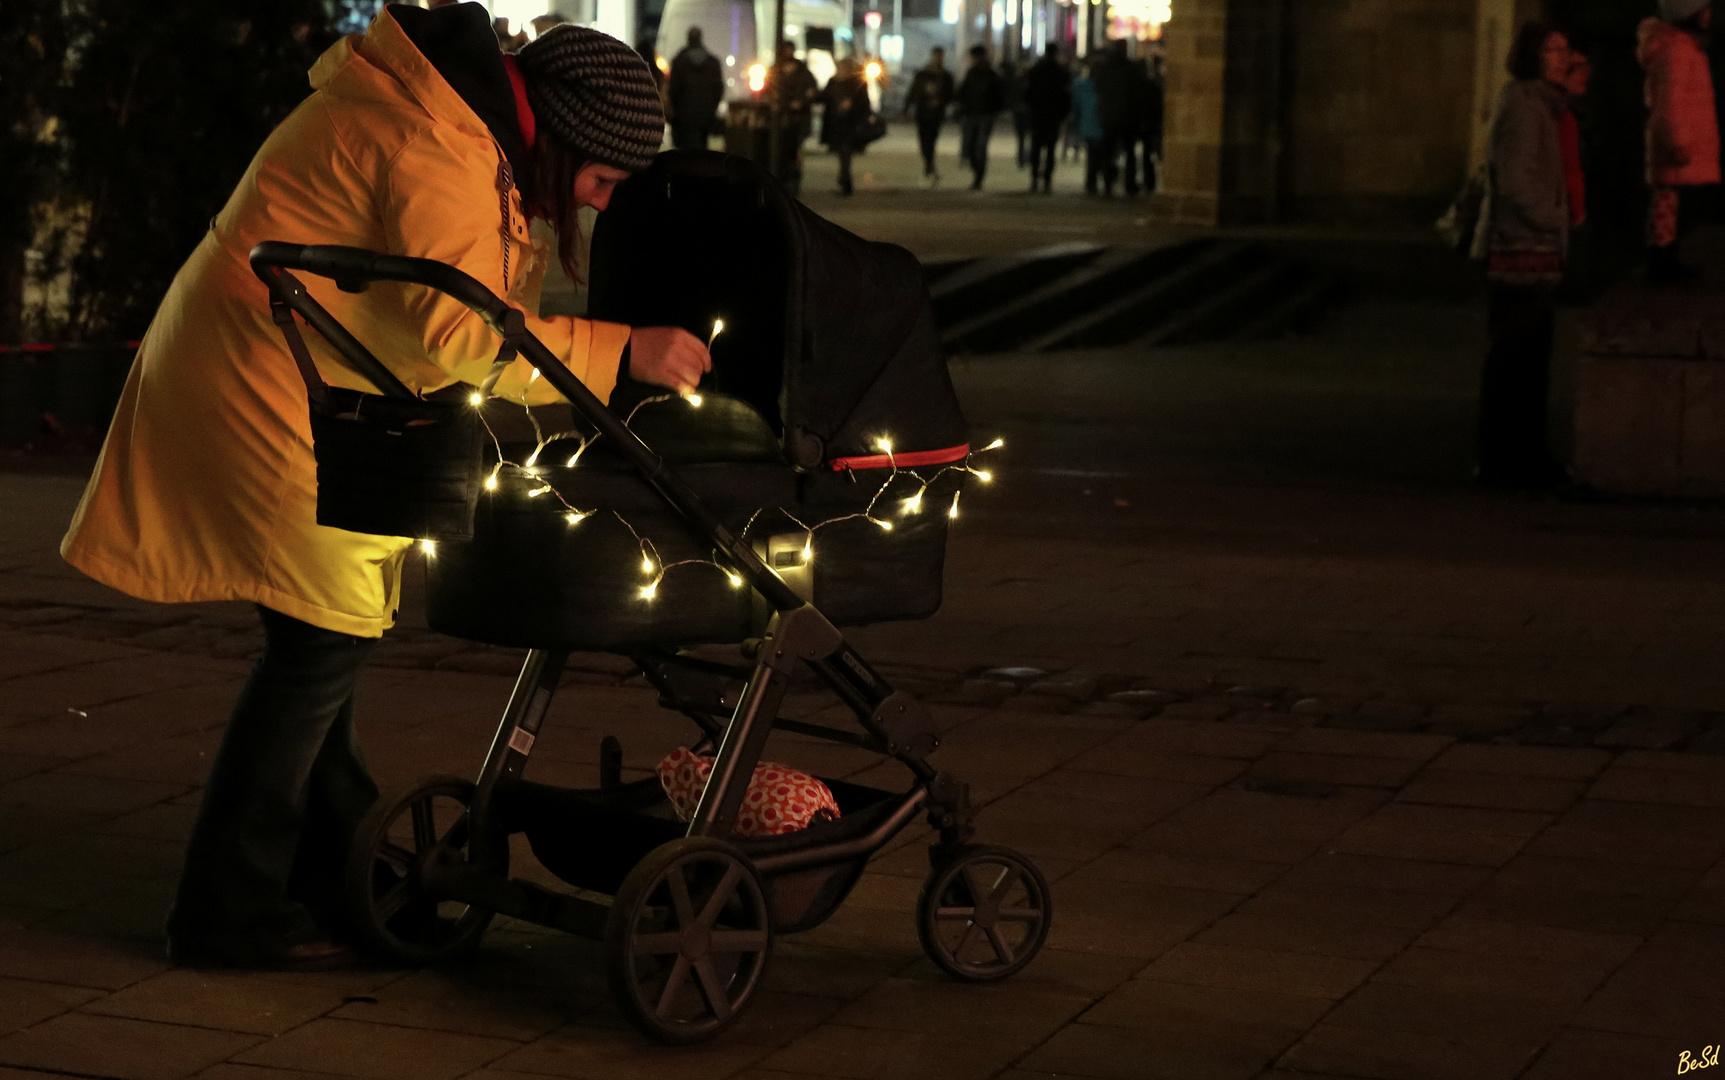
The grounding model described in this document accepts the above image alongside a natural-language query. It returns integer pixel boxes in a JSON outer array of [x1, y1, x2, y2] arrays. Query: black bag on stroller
[[425, 151, 974, 649]]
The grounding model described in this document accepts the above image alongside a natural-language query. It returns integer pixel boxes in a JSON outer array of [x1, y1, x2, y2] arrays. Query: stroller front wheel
[[344, 776, 504, 964], [605, 837, 772, 1044], [917, 844, 1051, 981]]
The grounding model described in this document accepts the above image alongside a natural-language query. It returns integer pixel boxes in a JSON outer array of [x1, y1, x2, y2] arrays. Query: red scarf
[[1559, 108, 1585, 227], [502, 54, 536, 150]]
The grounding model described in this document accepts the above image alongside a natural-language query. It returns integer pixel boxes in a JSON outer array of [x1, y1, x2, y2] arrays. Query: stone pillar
[[1156, 0, 1228, 223]]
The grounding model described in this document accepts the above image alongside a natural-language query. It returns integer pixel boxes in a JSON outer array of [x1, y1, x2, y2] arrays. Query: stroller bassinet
[[425, 151, 971, 650], [248, 152, 1047, 1047]]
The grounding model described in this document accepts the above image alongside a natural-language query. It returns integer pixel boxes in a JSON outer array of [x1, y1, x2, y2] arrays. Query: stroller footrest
[[423, 857, 610, 939]]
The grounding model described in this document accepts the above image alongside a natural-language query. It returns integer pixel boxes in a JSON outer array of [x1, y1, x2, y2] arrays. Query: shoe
[[168, 928, 359, 972], [970, 179, 983, 191]]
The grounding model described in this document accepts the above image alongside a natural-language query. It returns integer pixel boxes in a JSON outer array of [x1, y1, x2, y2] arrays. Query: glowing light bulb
[[874, 518, 894, 531], [565, 450, 583, 468], [984, 437, 1005, 451], [901, 490, 924, 515], [565, 510, 589, 525], [468, 391, 484, 407], [638, 580, 659, 601], [875, 436, 894, 455], [973, 469, 993, 483], [708, 318, 725, 347], [948, 492, 961, 519], [640, 554, 655, 575], [747, 63, 767, 92], [725, 571, 743, 588], [483, 467, 500, 491], [418, 538, 437, 556], [523, 446, 542, 468], [527, 485, 550, 498], [801, 539, 814, 563], [686, 392, 704, 408]]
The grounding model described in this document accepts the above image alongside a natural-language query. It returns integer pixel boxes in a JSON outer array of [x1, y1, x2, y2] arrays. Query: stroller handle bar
[[248, 241, 807, 615]]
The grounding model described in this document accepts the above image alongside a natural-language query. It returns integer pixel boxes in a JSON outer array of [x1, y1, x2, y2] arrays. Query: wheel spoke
[[654, 953, 692, 1019], [997, 906, 1043, 923], [377, 841, 416, 873], [692, 957, 734, 1021], [696, 862, 745, 929], [666, 865, 696, 930], [957, 921, 986, 958], [934, 905, 977, 920], [708, 929, 768, 953], [985, 867, 1024, 903], [960, 864, 995, 907], [374, 878, 418, 922], [985, 924, 1018, 966], [409, 800, 437, 853], [632, 932, 685, 956]]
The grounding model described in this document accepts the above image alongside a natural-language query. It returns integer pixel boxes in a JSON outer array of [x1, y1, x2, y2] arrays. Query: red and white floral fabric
[[657, 747, 841, 836]]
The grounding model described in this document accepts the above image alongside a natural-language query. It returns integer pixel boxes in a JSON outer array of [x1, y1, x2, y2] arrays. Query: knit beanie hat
[[1661, 0, 1710, 23], [514, 25, 665, 172]]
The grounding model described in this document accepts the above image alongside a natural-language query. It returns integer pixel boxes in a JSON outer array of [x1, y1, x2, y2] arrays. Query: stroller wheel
[[917, 844, 1051, 982], [345, 776, 504, 964], [605, 837, 772, 1045]]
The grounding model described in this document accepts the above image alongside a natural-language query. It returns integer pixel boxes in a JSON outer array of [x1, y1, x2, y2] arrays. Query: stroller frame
[[250, 242, 1050, 1043]]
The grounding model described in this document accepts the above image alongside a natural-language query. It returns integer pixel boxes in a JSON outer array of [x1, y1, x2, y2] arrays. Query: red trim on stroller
[[827, 443, 971, 471]]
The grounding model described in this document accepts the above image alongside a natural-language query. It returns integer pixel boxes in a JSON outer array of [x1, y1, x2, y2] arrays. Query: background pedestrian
[[667, 26, 724, 151], [956, 44, 1005, 190], [820, 56, 873, 195], [1024, 45, 1071, 193], [1070, 58, 1105, 194], [1479, 20, 1580, 489], [1638, 0, 1719, 282], [1092, 40, 1145, 196], [904, 47, 956, 186]]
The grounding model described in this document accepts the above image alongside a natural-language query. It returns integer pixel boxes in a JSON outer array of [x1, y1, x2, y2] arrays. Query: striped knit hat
[[515, 25, 664, 172]]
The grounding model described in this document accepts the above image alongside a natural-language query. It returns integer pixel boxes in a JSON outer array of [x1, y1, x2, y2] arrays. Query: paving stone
[[1235, 879, 1458, 933], [1412, 915, 1641, 967], [1518, 1026, 1679, 1080], [1371, 944, 1613, 1004], [0, 1012, 259, 1080], [1138, 942, 1376, 1000], [1026, 673, 1100, 702], [1072, 849, 1287, 894], [1425, 704, 1537, 738], [1328, 802, 1551, 868], [1244, 752, 1424, 789], [0, 771, 187, 818], [0, 926, 169, 990], [0, 977, 100, 1034], [1425, 743, 1610, 780], [84, 968, 353, 1037], [1524, 799, 1725, 869], [1022, 1014, 1294, 1080], [826, 977, 1089, 1042], [1592, 709, 1704, 751], [1192, 912, 1418, 962], [1000, 693, 1074, 714], [756, 1023, 1020, 1080], [1587, 763, 1725, 807], [233, 1017, 516, 1080], [1395, 769, 1584, 813], [1277, 852, 1493, 898], [1322, 981, 1569, 1043], [934, 679, 1018, 705], [193, 1064, 358, 1080], [1128, 787, 1388, 865], [1106, 689, 1179, 710], [1279, 1021, 1541, 1080], [1045, 875, 1242, 959], [0, 658, 230, 728]]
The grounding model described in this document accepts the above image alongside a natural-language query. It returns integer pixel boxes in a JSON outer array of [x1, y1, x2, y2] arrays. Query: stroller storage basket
[[310, 388, 482, 540]]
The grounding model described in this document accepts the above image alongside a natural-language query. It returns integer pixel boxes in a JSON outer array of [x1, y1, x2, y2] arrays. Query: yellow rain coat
[[62, 9, 630, 637]]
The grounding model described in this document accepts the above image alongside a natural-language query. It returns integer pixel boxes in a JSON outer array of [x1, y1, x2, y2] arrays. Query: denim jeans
[[167, 606, 379, 952], [959, 115, 995, 185]]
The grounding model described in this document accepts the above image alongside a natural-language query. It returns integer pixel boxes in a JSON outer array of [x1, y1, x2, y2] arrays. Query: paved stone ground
[[5, 202, 1725, 1077]]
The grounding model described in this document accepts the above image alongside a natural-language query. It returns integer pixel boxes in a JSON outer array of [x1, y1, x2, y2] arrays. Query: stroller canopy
[[588, 152, 967, 470]]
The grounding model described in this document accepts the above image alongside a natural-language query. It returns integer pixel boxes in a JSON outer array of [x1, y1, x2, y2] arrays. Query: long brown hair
[[522, 133, 592, 284]]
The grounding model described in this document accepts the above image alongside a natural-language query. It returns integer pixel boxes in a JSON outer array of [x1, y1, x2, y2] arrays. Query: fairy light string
[[431, 317, 1005, 603]]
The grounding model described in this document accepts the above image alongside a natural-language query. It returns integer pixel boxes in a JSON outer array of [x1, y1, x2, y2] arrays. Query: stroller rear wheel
[[917, 844, 1051, 981], [605, 837, 772, 1045], [345, 776, 504, 964]]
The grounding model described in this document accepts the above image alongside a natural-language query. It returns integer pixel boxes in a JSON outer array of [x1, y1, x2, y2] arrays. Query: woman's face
[[1540, 32, 1572, 85], [573, 163, 632, 212]]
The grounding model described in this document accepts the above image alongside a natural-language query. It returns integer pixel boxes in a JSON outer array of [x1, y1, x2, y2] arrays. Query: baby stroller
[[249, 151, 1050, 1044]]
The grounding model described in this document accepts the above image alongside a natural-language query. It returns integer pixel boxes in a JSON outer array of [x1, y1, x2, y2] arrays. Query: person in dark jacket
[[956, 45, 1006, 190], [820, 57, 873, 195], [1091, 39, 1145, 195], [1136, 56, 1164, 192], [763, 40, 820, 193], [904, 47, 957, 184], [1023, 45, 1070, 193], [1479, 20, 1581, 489], [1003, 56, 1030, 167], [668, 26, 724, 150]]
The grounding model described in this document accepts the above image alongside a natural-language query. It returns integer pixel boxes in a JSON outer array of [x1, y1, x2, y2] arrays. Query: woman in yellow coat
[[60, 3, 706, 969]]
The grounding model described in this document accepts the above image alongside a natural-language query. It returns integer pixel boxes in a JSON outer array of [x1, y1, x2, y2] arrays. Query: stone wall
[[1159, 0, 1490, 225], [1575, 283, 1725, 497]]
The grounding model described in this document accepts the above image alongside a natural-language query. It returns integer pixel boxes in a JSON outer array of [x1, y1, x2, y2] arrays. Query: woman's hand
[[627, 326, 711, 394]]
